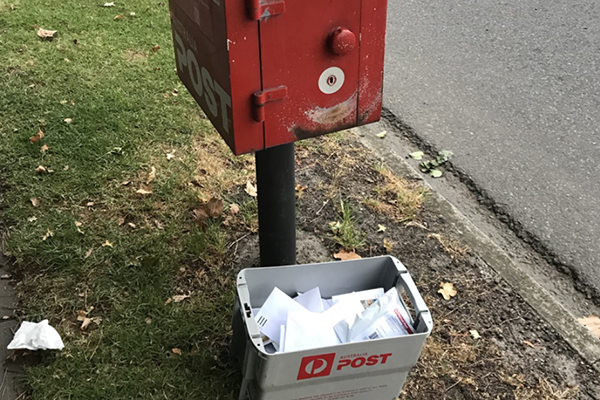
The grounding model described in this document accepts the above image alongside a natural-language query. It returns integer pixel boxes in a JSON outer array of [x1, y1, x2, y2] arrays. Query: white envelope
[[279, 325, 286, 352], [284, 310, 341, 352], [254, 287, 308, 344], [284, 298, 365, 352], [294, 287, 324, 313], [332, 288, 384, 309], [321, 298, 333, 311]]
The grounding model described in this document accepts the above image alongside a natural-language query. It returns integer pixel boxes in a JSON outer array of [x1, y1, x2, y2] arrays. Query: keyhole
[[327, 75, 337, 86]]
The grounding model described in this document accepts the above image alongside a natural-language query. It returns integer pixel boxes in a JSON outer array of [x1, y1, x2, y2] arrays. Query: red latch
[[252, 86, 288, 122], [248, 0, 285, 21]]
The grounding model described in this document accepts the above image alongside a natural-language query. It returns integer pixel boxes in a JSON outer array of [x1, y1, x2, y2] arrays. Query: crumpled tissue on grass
[[7, 320, 64, 350]]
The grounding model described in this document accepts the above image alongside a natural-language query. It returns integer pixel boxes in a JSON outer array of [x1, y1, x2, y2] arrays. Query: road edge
[[354, 125, 600, 373]]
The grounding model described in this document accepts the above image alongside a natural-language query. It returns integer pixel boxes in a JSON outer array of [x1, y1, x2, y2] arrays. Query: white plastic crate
[[231, 256, 433, 400]]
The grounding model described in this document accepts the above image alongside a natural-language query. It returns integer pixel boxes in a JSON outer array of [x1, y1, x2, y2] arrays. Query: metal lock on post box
[[168, 0, 389, 155]]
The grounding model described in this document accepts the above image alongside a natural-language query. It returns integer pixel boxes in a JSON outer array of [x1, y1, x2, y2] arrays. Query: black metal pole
[[255, 143, 296, 267]]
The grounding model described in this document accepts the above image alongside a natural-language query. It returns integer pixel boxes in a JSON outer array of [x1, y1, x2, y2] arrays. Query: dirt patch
[[290, 133, 599, 400], [165, 132, 599, 399]]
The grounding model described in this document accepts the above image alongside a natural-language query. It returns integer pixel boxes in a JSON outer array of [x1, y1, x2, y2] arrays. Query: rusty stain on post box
[[169, 0, 388, 155]]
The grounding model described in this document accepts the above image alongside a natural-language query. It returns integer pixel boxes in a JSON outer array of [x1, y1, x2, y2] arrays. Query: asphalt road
[[383, 0, 600, 298]]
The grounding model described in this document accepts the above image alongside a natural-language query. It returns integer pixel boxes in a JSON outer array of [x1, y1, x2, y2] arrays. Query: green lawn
[[0, 1, 249, 398]]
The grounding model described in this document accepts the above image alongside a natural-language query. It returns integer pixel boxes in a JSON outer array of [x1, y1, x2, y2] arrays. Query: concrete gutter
[[355, 124, 600, 373]]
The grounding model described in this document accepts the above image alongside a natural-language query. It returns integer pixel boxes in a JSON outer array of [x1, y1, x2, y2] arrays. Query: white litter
[[255, 286, 414, 353], [7, 320, 64, 351]]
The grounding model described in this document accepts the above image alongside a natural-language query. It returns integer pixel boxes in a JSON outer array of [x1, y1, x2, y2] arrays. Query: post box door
[[257, 1, 363, 148]]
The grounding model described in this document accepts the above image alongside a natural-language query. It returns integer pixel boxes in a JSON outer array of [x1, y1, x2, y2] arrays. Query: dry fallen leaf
[[152, 45, 161, 52], [77, 310, 88, 322], [145, 317, 152, 324], [70, 100, 75, 105], [377, 224, 387, 233], [333, 250, 362, 261], [245, 181, 257, 197], [75, 221, 84, 234], [121, 180, 131, 186], [30, 197, 40, 207], [146, 166, 156, 184], [1, 274, 11, 279], [35, 166, 48, 174], [171, 348, 182, 355], [64, 118, 72, 124], [102, 240, 113, 248], [40, 144, 49, 153], [80, 317, 92, 330], [172, 294, 191, 303], [37, 28, 57, 40], [29, 128, 44, 143], [136, 188, 153, 195], [383, 238, 394, 253], [438, 282, 457, 300], [60, 100, 68, 104], [295, 184, 307, 193], [164, 298, 172, 305], [205, 197, 223, 218], [117, 217, 125, 226], [193, 208, 209, 225], [114, 14, 124, 19], [578, 315, 600, 338], [523, 340, 536, 349], [229, 203, 240, 215], [470, 329, 481, 340], [84, 248, 93, 258], [42, 229, 53, 241]]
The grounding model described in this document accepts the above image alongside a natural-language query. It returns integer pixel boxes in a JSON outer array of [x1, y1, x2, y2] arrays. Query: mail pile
[[253, 286, 414, 353]]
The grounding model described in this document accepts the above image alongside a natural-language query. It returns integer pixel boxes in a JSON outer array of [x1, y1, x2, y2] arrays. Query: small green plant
[[419, 150, 453, 178], [329, 199, 366, 250]]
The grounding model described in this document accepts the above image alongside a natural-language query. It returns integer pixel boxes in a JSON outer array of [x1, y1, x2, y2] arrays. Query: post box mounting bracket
[[252, 85, 288, 122], [248, 0, 285, 21]]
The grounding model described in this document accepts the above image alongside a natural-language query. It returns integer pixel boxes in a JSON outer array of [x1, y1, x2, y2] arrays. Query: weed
[[329, 199, 365, 251]]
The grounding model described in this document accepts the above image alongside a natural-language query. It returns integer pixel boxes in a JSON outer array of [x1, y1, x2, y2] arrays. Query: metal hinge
[[252, 86, 287, 122], [248, 0, 285, 21]]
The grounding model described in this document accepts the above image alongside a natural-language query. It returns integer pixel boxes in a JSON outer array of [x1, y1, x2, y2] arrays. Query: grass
[[365, 166, 429, 223], [0, 0, 245, 398], [328, 199, 365, 251]]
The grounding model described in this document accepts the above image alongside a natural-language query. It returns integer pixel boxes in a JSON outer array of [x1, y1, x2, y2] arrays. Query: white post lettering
[[214, 82, 232, 134], [187, 49, 204, 97], [201, 67, 218, 117], [174, 31, 187, 72]]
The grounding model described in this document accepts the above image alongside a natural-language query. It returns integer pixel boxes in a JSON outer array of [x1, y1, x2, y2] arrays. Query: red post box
[[169, 0, 388, 155]]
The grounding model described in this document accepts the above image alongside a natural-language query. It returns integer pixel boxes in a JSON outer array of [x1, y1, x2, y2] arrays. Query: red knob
[[329, 27, 356, 56]]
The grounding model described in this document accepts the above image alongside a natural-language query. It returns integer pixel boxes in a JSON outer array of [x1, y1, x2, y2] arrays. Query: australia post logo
[[171, 21, 232, 135], [297, 352, 393, 380]]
